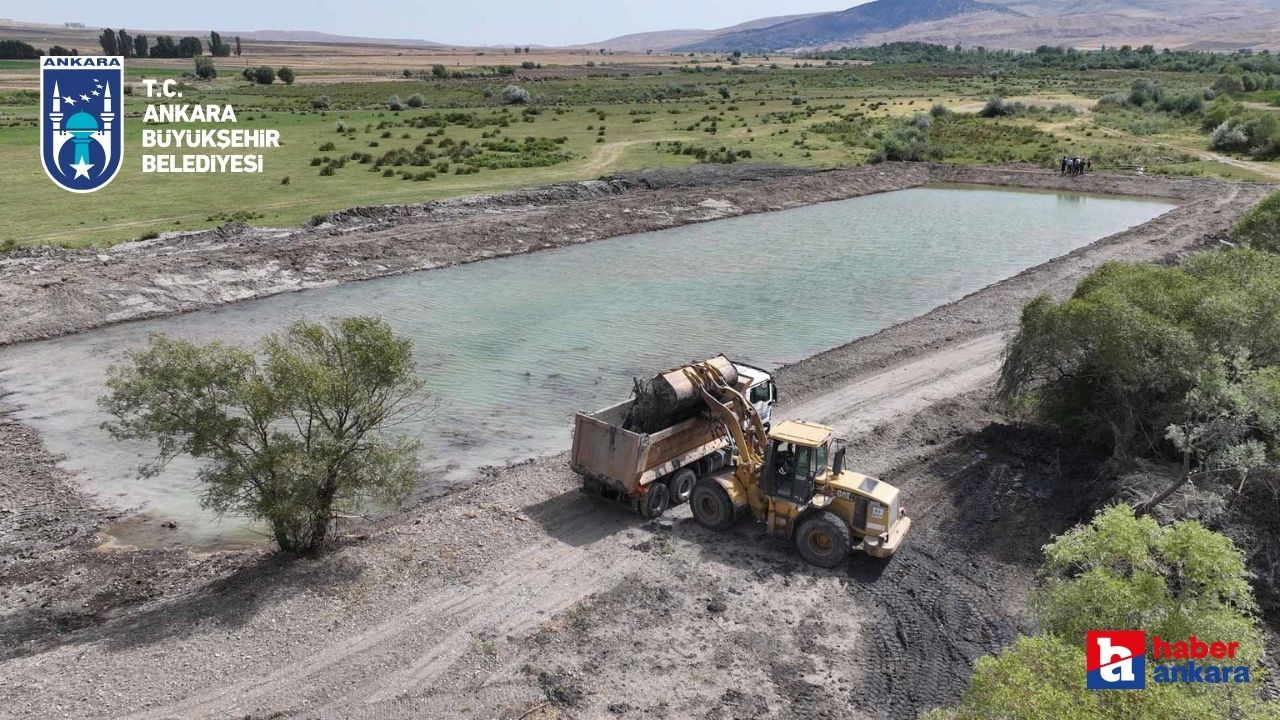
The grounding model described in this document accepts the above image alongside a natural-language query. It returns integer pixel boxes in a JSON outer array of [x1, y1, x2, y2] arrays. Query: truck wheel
[[667, 469, 696, 505], [639, 483, 670, 519], [795, 512, 852, 569], [691, 479, 736, 531]]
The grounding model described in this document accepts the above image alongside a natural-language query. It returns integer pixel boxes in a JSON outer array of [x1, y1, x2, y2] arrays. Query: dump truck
[[573, 357, 910, 566], [570, 355, 776, 519]]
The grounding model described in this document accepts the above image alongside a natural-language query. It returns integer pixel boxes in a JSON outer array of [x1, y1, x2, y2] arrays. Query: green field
[[1, 59, 1274, 248]]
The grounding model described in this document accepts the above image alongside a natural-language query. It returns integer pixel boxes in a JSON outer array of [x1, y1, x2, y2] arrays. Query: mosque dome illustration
[[47, 81, 115, 180]]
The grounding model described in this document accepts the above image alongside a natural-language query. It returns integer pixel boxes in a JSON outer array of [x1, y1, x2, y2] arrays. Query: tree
[[1233, 190, 1280, 253], [0, 40, 40, 59], [925, 508, 1277, 720], [277, 66, 295, 85], [209, 31, 230, 57], [1032, 506, 1260, 651], [194, 56, 216, 80], [133, 34, 148, 59], [235, 36, 242, 57], [100, 317, 427, 555], [177, 36, 202, 58], [150, 35, 178, 58], [46, 45, 77, 57], [926, 635, 1276, 720], [252, 65, 275, 85], [1000, 250, 1280, 464], [501, 84, 530, 104], [98, 28, 118, 56], [117, 29, 132, 59], [431, 64, 447, 78]]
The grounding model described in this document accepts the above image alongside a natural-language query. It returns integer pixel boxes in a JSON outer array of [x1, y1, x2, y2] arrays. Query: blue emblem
[[40, 56, 123, 193]]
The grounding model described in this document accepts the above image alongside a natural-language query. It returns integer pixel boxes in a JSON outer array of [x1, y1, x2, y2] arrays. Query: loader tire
[[795, 512, 852, 569], [639, 482, 670, 519], [691, 479, 735, 531], [667, 469, 697, 506]]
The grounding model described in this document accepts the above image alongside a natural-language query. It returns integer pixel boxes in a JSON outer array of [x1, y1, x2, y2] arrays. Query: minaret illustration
[[48, 81, 114, 179]]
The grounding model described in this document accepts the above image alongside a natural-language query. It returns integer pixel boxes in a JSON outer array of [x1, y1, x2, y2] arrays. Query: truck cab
[[734, 363, 777, 430]]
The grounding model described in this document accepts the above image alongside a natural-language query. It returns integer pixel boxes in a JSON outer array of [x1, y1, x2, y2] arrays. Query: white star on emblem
[[63, 96, 75, 105], [69, 160, 93, 179], [95, 84, 103, 90], [91, 90, 100, 96], [79, 94, 90, 101]]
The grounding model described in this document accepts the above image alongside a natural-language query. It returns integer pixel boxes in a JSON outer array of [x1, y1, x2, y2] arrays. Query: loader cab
[[763, 421, 834, 504]]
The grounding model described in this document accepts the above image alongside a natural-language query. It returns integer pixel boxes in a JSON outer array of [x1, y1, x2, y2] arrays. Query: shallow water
[[0, 184, 1174, 544]]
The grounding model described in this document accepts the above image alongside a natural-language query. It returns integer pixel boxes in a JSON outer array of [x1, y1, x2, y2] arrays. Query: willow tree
[[101, 316, 427, 554]]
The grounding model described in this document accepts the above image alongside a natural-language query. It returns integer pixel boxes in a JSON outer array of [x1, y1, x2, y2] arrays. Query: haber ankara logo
[[1087, 630, 1146, 690]]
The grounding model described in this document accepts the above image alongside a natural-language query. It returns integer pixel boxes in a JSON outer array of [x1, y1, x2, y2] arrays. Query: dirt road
[[0, 167, 1272, 719]]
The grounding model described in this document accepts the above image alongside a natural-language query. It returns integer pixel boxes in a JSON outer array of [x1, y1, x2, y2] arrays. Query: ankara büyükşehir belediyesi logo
[[40, 55, 123, 193]]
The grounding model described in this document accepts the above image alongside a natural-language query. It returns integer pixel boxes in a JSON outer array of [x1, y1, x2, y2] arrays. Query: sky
[[0, 1, 861, 47]]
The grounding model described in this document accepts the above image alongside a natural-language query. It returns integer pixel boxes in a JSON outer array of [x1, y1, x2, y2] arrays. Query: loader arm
[[681, 362, 768, 474]]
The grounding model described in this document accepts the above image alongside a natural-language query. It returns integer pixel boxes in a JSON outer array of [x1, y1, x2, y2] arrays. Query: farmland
[[0, 43, 1276, 247]]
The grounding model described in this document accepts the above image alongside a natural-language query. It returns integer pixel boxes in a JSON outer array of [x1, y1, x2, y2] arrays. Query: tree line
[[0, 39, 78, 59], [97, 29, 242, 59]]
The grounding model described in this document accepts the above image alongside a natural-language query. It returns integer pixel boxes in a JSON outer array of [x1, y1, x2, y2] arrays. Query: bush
[[277, 66, 295, 85], [406, 93, 424, 108], [388, 95, 404, 111], [1000, 250, 1280, 466], [311, 96, 329, 109], [501, 84, 530, 104], [926, 507, 1274, 720], [252, 65, 274, 85], [193, 57, 216, 80], [1233, 190, 1280, 253], [431, 64, 447, 78], [930, 102, 948, 117], [1210, 120, 1250, 152], [521, 61, 536, 70], [100, 317, 427, 555], [1213, 73, 1244, 95]]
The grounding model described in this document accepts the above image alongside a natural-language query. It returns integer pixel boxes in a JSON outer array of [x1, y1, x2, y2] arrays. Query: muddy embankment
[[0, 165, 1273, 719]]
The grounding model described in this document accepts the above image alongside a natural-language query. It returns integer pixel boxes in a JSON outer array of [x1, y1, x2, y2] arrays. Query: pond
[[0, 184, 1175, 544]]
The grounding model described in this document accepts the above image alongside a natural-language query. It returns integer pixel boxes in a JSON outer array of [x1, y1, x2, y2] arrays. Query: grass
[[0, 60, 1266, 248]]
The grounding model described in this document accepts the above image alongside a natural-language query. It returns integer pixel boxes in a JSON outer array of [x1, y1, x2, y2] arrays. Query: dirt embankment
[[0, 162, 1234, 348], [0, 166, 1273, 719]]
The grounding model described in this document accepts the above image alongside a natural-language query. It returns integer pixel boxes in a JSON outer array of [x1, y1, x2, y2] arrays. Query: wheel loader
[[572, 357, 910, 567]]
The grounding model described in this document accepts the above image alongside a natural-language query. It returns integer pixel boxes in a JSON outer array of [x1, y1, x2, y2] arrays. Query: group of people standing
[[1060, 156, 1091, 176]]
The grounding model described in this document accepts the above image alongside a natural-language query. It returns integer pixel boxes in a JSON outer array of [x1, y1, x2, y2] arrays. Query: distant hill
[[673, 0, 1280, 52], [231, 29, 445, 47], [579, 13, 825, 52], [681, 0, 1014, 52]]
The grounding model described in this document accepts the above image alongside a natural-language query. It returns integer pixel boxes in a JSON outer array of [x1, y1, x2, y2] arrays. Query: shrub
[[930, 102, 948, 117], [1233, 190, 1280, 253], [100, 318, 427, 555], [431, 64, 447, 78], [1209, 120, 1250, 152], [311, 96, 330, 110], [407, 93, 424, 108], [501, 84, 530, 104], [193, 57, 216, 80], [388, 95, 404, 111], [277, 66, 295, 85], [252, 65, 274, 85], [1000, 250, 1280, 466], [1213, 73, 1244, 95], [521, 61, 536, 70]]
